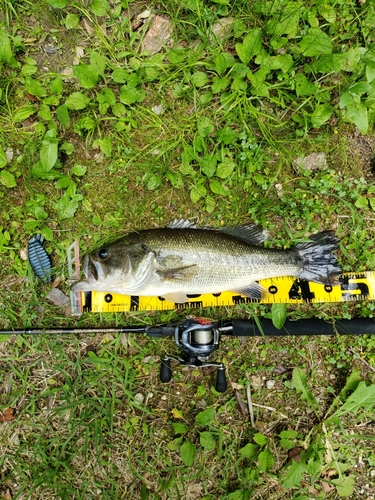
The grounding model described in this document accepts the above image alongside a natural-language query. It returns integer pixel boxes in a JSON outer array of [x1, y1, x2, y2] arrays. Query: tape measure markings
[[82, 272, 375, 312]]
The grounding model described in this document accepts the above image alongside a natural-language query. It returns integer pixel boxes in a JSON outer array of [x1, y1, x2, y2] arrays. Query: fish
[[71, 219, 341, 303]]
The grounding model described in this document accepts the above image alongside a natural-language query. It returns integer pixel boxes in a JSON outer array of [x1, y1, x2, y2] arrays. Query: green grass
[[1, 0, 375, 498]]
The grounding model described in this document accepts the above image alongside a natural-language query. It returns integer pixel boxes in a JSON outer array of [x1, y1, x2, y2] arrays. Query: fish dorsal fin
[[218, 224, 268, 245], [167, 219, 268, 245], [167, 219, 198, 229]]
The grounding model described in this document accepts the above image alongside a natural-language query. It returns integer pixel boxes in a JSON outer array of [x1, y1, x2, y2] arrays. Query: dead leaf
[[234, 390, 247, 419], [288, 446, 304, 462], [45, 288, 69, 306], [3, 489, 13, 500], [320, 480, 334, 493], [0, 408, 15, 422]]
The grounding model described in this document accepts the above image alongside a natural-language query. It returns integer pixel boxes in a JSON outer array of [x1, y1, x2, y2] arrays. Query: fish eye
[[98, 248, 108, 259]]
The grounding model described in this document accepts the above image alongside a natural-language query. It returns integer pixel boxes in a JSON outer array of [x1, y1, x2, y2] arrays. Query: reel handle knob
[[215, 365, 227, 393], [160, 357, 172, 383]]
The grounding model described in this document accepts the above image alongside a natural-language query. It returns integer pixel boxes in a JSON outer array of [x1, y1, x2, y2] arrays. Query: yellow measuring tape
[[81, 272, 375, 312]]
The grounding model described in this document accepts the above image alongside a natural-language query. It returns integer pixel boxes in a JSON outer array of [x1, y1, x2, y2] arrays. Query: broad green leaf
[[212, 76, 230, 94], [146, 174, 162, 190], [50, 76, 63, 95], [258, 448, 274, 473], [180, 441, 196, 466], [112, 68, 129, 83], [216, 161, 235, 179], [279, 430, 298, 439], [366, 60, 375, 83], [56, 104, 70, 127], [25, 77, 47, 98], [210, 179, 230, 196], [172, 422, 187, 434], [197, 117, 214, 137], [300, 28, 333, 57], [311, 103, 333, 128], [200, 155, 216, 177], [228, 491, 251, 500], [215, 53, 227, 74], [200, 431, 216, 451], [31, 162, 63, 180], [266, 3, 300, 37], [90, 52, 106, 76], [56, 176, 71, 189], [120, 85, 145, 105], [168, 48, 186, 64], [75, 116, 96, 130], [40, 140, 58, 171], [167, 436, 183, 451], [337, 381, 375, 414], [191, 71, 209, 87], [238, 443, 259, 458], [0, 146, 7, 168], [195, 407, 215, 426], [345, 101, 368, 134], [190, 183, 206, 202], [65, 13, 80, 29], [13, 105, 36, 122], [253, 433, 268, 446], [38, 104, 52, 121], [73, 64, 99, 89], [0, 29, 13, 63], [65, 92, 90, 110], [271, 303, 287, 329], [215, 126, 237, 145], [339, 369, 361, 399], [332, 475, 355, 497], [294, 73, 316, 96], [34, 206, 48, 220], [0, 170, 16, 188], [46, 0, 67, 7], [95, 137, 112, 157], [72, 164, 87, 176], [282, 460, 306, 488], [236, 28, 262, 64], [55, 191, 83, 219], [90, 0, 109, 16], [319, 5, 336, 23], [292, 368, 319, 411]]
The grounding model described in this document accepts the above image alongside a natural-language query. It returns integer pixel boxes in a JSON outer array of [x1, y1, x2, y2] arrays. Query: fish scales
[[71, 222, 341, 302]]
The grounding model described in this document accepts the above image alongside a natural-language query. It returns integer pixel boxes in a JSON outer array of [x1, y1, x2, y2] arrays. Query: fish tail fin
[[295, 231, 341, 285]]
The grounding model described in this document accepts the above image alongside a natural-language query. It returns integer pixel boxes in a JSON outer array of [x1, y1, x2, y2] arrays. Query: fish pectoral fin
[[162, 292, 191, 303], [230, 282, 268, 299], [157, 264, 197, 282]]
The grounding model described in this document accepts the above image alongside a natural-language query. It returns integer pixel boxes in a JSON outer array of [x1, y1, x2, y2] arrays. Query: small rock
[[209, 17, 234, 41], [134, 393, 144, 404], [250, 375, 263, 391], [294, 152, 328, 171], [45, 288, 69, 306], [5, 147, 13, 163], [266, 379, 275, 389], [274, 365, 288, 375], [151, 104, 165, 115], [142, 15, 173, 55], [20, 248, 28, 261], [137, 9, 151, 20]]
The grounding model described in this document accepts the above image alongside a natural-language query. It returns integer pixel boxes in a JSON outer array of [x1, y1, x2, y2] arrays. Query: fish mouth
[[83, 255, 108, 283]]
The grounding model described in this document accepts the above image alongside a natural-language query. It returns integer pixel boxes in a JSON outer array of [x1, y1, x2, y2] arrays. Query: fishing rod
[[3, 317, 375, 392]]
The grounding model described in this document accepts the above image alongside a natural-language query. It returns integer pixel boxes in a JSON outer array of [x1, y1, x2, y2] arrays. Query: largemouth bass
[[71, 220, 341, 302]]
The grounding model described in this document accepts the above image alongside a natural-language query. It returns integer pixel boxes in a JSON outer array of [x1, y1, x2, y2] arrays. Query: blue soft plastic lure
[[28, 234, 52, 283]]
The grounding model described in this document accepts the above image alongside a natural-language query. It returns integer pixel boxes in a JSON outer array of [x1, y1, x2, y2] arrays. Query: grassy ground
[[1, 0, 375, 498]]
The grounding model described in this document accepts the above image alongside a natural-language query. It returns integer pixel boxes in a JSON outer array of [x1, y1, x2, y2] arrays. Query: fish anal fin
[[162, 292, 191, 303], [230, 282, 268, 299]]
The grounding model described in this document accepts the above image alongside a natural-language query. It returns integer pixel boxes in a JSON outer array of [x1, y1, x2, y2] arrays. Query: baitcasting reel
[[159, 318, 227, 393]]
